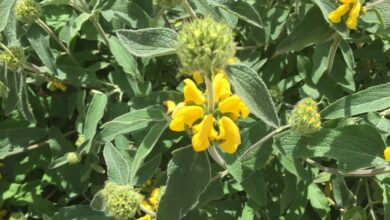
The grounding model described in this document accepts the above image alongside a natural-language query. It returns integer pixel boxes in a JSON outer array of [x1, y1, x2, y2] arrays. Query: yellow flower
[[218, 95, 250, 120], [216, 117, 240, 154], [328, 4, 350, 23], [192, 70, 203, 84], [339, 0, 356, 3], [192, 114, 215, 152], [346, 16, 358, 29], [213, 73, 231, 103], [149, 188, 161, 209], [183, 79, 205, 105], [141, 197, 153, 211], [384, 147, 390, 162], [349, 1, 361, 17], [163, 100, 176, 114], [137, 214, 152, 220], [169, 106, 204, 131]]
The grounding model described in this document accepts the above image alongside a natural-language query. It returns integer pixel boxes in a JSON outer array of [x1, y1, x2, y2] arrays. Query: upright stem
[[182, 0, 197, 20], [365, 179, 377, 220], [36, 19, 81, 68]]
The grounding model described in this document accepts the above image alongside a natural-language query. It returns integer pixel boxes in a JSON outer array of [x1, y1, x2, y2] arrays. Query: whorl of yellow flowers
[[137, 187, 164, 220], [165, 71, 249, 154], [15, 0, 43, 24], [0, 46, 25, 72], [328, 0, 363, 29]]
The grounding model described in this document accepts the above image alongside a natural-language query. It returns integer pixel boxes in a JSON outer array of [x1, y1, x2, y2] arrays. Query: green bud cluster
[[289, 98, 321, 135], [9, 212, 26, 220], [0, 46, 25, 72], [66, 152, 81, 164], [156, 0, 183, 8], [176, 17, 236, 76], [15, 0, 42, 24], [102, 182, 141, 220]]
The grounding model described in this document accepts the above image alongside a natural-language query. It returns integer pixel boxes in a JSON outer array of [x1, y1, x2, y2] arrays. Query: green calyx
[[176, 17, 236, 77], [15, 0, 43, 24], [289, 98, 321, 135], [102, 182, 142, 220], [156, 0, 183, 8], [0, 46, 25, 72]]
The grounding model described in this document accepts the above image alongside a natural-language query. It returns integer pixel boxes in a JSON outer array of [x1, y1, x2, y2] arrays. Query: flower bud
[[289, 98, 321, 135], [156, 0, 183, 8], [176, 17, 235, 76], [15, 0, 42, 24], [102, 182, 142, 220], [75, 134, 85, 147], [66, 152, 81, 164], [0, 46, 25, 72]]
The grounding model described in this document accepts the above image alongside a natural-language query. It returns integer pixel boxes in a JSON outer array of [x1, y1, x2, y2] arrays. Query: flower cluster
[[165, 72, 249, 153], [66, 152, 81, 164], [137, 187, 163, 220], [15, 0, 42, 24], [0, 46, 25, 72], [101, 182, 142, 220], [289, 98, 321, 135], [176, 17, 235, 76], [328, 0, 363, 29], [384, 147, 390, 162]]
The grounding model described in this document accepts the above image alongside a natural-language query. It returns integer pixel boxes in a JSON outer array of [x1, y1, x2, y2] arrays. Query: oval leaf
[[103, 142, 130, 185]]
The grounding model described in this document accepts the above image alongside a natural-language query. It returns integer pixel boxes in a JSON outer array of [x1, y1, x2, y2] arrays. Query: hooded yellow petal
[[346, 16, 357, 29], [184, 79, 205, 105], [349, 2, 361, 18], [164, 100, 176, 114], [192, 114, 214, 152], [169, 106, 204, 132], [339, 0, 356, 3], [218, 95, 249, 119], [217, 117, 240, 154], [192, 71, 203, 84], [213, 73, 231, 102], [137, 214, 152, 220]]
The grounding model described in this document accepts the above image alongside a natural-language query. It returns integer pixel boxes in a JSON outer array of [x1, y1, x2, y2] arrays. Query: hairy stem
[[182, 0, 197, 20], [140, 204, 156, 217]]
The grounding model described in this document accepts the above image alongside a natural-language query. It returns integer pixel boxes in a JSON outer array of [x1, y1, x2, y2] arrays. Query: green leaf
[[99, 107, 166, 142], [218, 148, 243, 183], [321, 82, 390, 119], [308, 183, 330, 217], [241, 170, 267, 207], [130, 91, 182, 109], [52, 205, 110, 220], [116, 28, 177, 57], [0, 0, 16, 32], [197, 178, 224, 208], [70, 13, 91, 39], [375, 1, 390, 28], [274, 125, 387, 172], [311, 0, 348, 36], [17, 73, 36, 123], [0, 127, 47, 159], [129, 122, 167, 184], [276, 7, 334, 54], [226, 64, 279, 128], [157, 146, 211, 220], [26, 25, 59, 76], [83, 90, 107, 152], [332, 176, 356, 208], [209, 0, 263, 28], [108, 36, 140, 80], [103, 142, 130, 185]]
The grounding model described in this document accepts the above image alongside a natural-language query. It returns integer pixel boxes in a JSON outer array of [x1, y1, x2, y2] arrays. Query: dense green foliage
[[0, 0, 389, 219]]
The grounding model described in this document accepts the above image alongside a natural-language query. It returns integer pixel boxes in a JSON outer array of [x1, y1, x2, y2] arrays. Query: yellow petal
[[218, 95, 249, 119], [349, 2, 361, 18], [192, 71, 203, 84], [384, 147, 390, 162], [346, 16, 357, 29], [137, 214, 152, 220], [217, 117, 240, 154], [336, 4, 351, 17], [192, 114, 214, 152], [184, 79, 205, 105], [213, 73, 231, 102], [169, 106, 204, 132], [339, 0, 356, 3], [328, 12, 341, 23], [164, 100, 176, 114]]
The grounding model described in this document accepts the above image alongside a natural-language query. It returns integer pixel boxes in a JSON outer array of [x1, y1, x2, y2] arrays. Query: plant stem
[[305, 158, 390, 177], [365, 0, 385, 10], [240, 125, 291, 160], [90, 14, 110, 46], [140, 204, 156, 217], [365, 179, 377, 220], [36, 19, 81, 68], [182, 0, 197, 20]]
